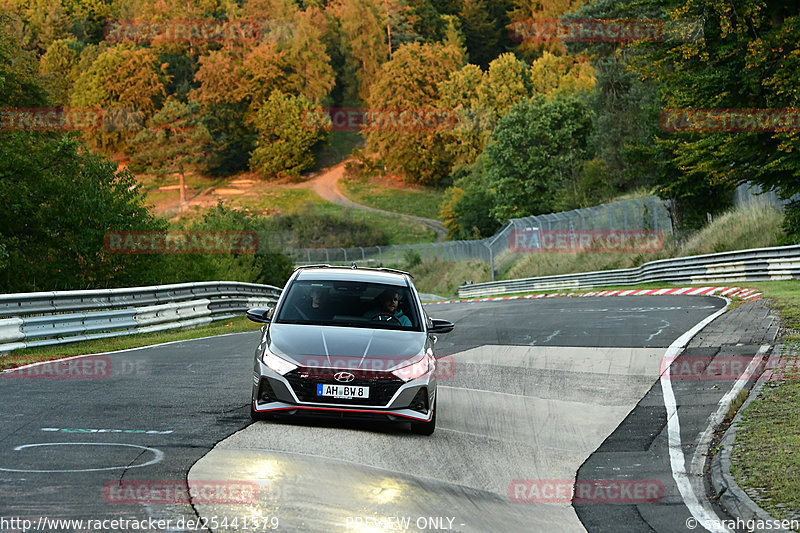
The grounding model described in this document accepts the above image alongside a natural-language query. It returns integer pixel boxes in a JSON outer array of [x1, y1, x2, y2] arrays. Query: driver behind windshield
[[363, 289, 412, 327]]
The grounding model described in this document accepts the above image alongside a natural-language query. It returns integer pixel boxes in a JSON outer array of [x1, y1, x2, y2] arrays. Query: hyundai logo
[[334, 371, 355, 383]]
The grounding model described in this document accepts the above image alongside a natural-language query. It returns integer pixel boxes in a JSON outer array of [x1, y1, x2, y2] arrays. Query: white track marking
[[660, 299, 732, 533], [0, 442, 164, 473]]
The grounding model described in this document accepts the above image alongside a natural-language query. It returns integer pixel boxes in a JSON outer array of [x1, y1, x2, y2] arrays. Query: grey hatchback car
[[246, 266, 454, 435]]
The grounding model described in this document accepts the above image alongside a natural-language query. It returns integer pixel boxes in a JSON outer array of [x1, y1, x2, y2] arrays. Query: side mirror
[[429, 318, 454, 334], [246, 308, 271, 324]]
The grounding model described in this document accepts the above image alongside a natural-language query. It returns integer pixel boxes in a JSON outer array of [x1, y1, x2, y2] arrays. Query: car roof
[[294, 266, 411, 287]]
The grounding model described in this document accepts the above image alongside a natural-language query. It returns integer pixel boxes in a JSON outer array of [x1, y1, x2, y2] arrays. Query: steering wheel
[[371, 312, 402, 325]]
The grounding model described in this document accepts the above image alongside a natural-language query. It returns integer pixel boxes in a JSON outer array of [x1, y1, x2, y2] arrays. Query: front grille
[[284, 369, 404, 406]]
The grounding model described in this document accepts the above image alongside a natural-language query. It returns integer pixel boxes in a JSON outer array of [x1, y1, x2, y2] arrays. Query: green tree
[[406, 0, 444, 41], [364, 41, 463, 184], [588, 55, 663, 195], [0, 133, 167, 292], [249, 91, 331, 178], [439, 155, 500, 238], [331, 0, 390, 101], [71, 44, 168, 151], [129, 98, 212, 207], [164, 203, 294, 287], [39, 38, 80, 106], [642, 0, 799, 230], [459, 0, 500, 69], [486, 94, 594, 222], [0, 8, 48, 107]]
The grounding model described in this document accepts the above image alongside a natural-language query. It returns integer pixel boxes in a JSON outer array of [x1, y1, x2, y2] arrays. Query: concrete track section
[[575, 299, 780, 533], [190, 297, 724, 532]]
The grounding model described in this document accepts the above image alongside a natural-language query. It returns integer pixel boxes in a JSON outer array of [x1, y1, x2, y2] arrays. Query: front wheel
[[410, 399, 436, 435]]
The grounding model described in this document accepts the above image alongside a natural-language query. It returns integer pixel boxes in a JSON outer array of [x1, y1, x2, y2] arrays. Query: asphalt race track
[[2, 295, 772, 533]]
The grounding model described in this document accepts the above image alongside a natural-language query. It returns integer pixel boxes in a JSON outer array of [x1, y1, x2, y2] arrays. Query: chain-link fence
[[287, 196, 672, 278], [735, 182, 797, 207]]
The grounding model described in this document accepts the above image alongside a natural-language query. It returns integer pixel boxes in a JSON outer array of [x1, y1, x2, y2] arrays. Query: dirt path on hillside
[[304, 160, 448, 242]]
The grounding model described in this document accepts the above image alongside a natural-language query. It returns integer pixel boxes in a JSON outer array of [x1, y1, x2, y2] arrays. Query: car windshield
[[274, 279, 422, 331]]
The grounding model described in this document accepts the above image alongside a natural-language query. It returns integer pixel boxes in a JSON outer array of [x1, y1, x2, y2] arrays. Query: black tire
[[410, 399, 436, 435]]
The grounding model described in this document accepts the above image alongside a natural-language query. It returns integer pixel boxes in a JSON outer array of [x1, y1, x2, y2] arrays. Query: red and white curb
[[425, 287, 762, 305]]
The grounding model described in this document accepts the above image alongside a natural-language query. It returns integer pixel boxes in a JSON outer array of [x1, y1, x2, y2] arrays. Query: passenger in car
[[303, 286, 334, 321]]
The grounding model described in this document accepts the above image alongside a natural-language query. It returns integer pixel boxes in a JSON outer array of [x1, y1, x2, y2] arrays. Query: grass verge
[[339, 174, 445, 221], [502, 203, 784, 281], [312, 202, 436, 245], [727, 280, 800, 524], [0, 316, 262, 371]]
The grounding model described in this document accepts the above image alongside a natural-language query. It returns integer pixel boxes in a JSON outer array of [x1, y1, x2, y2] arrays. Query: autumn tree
[[364, 41, 463, 184], [70, 44, 168, 151], [530, 51, 595, 98], [191, 3, 335, 174], [331, 0, 389, 101], [39, 38, 80, 106], [436, 63, 490, 169], [475, 52, 533, 119], [507, 0, 586, 59]]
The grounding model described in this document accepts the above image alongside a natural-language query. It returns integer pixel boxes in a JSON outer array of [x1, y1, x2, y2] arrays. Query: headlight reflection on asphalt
[[367, 477, 405, 505], [242, 456, 290, 507]]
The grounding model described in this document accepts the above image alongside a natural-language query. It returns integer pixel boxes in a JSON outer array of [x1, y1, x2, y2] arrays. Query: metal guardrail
[[0, 281, 281, 354], [458, 245, 800, 298]]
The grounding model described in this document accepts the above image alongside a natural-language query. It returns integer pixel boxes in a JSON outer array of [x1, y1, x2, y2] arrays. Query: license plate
[[317, 384, 370, 399]]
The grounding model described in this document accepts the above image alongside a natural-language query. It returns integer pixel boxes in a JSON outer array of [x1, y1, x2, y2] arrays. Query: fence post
[[650, 196, 659, 232], [483, 241, 495, 281]]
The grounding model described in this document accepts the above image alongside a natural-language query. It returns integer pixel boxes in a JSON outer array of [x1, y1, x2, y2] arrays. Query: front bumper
[[251, 361, 435, 422]]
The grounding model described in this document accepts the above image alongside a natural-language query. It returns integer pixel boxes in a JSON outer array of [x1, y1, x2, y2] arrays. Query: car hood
[[267, 324, 427, 370]]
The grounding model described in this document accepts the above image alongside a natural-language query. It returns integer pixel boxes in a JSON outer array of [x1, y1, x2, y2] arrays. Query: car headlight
[[392, 354, 434, 382], [261, 347, 297, 376]]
